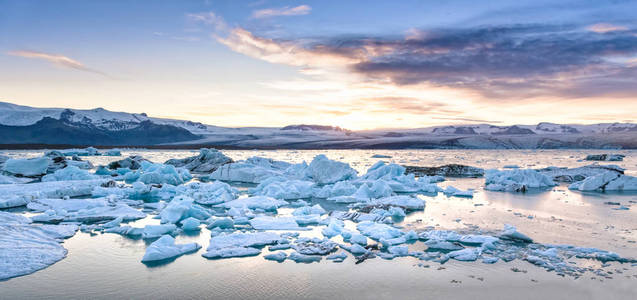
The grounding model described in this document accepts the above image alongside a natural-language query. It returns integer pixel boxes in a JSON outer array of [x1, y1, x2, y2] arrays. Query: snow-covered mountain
[[1, 101, 636, 149]]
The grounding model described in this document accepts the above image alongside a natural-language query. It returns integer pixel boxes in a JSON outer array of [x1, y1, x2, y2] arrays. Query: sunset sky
[[2, 0, 637, 130]]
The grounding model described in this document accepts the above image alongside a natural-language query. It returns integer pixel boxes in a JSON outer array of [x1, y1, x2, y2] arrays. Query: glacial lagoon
[[1, 149, 637, 299]]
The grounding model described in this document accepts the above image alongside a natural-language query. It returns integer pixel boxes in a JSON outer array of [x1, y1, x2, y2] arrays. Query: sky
[[1, 0, 637, 130]]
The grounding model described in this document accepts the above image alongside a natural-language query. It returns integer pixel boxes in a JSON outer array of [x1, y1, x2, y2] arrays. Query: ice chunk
[[216, 196, 287, 211], [569, 172, 637, 191], [165, 148, 232, 173], [128, 161, 192, 185], [159, 196, 209, 224], [326, 252, 347, 262], [202, 247, 261, 259], [2, 157, 50, 177], [361, 162, 405, 180], [292, 204, 326, 216], [207, 232, 287, 250], [108, 155, 149, 170], [356, 221, 404, 240], [500, 224, 533, 243], [208, 217, 234, 229], [321, 218, 345, 238], [42, 166, 97, 182], [315, 181, 357, 198], [27, 197, 108, 213], [371, 195, 425, 210], [0, 174, 32, 184], [404, 164, 484, 178], [443, 186, 474, 198], [0, 213, 77, 280], [307, 154, 357, 184], [176, 181, 237, 205], [288, 252, 322, 263], [249, 216, 303, 230], [424, 240, 464, 251], [0, 179, 109, 208], [264, 251, 287, 262], [180, 217, 201, 231], [141, 235, 200, 262], [209, 157, 293, 183], [485, 169, 556, 192], [388, 245, 409, 256], [292, 238, 338, 255], [62, 204, 146, 223], [539, 164, 624, 183], [104, 149, 122, 156], [446, 248, 481, 261], [585, 154, 625, 161], [142, 224, 177, 239], [252, 178, 315, 199]]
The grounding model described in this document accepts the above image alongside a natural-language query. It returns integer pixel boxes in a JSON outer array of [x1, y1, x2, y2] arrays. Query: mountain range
[[1, 101, 636, 149]]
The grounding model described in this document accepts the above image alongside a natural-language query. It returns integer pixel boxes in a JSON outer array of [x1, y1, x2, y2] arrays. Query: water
[[1, 149, 637, 299]]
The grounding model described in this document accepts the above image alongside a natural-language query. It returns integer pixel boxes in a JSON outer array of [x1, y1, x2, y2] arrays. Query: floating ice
[[202, 231, 287, 259], [485, 169, 556, 192], [264, 251, 287, 262], [2, 157, 50, 177], [568, 171, 637, 191], [42, 166, 97, 182], [585, 154, 625, 161], [159, 196, 210, 224], [209, 156, 294, 183], [356, 221, 404, 240], [175, 181, 237, 205], [126, 161, 192, 185], [0, 212, 76, 281], [292, 238, 338, 255], [216, 196, 287, 211], [165, 148, 232, 173], [108, 155, 149, 170], [500, 224, 533, 243], [288, 252, 322, 263], [141, 235, 200, 263], [249, 216, 303, 230], [307, 154, 357, 184], [0, 179, 108, 208], [326, 252, 347, 262], [539, 164, 624, 183], [252, 178, 315, 199], [443, 186, 474, 198], [404, 164, 484, 178], [142, 224, 177, 239], [180, 217, 201, 231]]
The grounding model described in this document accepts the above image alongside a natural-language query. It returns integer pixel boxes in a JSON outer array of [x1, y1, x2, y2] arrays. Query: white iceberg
[[215, 196, 287, 211], [485, 169, 556, 192], [41, 166, 98, 182], [307, 155, 357, 184], [0, 179, 108, 208], [249, 216, 303, 230], [141, 235, 200, 262], [2, 157, 50, 177], [356, 221, 404, 240], [165, 148, 232, 173]]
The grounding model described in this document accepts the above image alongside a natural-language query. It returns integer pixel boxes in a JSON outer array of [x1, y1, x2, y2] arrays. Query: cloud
[[7, 50, 109, 76], [587, 23, 628, 33], [252, 5, 311, 19], [187, 11, 228, 32]]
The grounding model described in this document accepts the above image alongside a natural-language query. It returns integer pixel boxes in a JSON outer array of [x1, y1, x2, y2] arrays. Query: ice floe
[[485, 169, 556, 192], [2, 157, 50, 177], [165, 148, 232, 173], [141, 235, 200, 263]]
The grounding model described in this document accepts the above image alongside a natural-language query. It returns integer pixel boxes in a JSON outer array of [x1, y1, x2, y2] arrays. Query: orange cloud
[[7, 50, 108, 76]]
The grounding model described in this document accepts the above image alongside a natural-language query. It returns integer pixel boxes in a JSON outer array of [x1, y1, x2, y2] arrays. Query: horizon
[[2, 1, 637, 130], [2, 99, 637, 132]]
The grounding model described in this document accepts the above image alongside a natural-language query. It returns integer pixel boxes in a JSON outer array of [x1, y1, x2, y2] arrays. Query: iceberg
[[585, 154, 625, 161], [215, 196, 287, 211], [404, 164, 484, 178], [209, 157, 294, 183], [288, 252, 322, 263], [307, 154, 357, 184], [141, 235, 200, 262], [443, 186, 474, 198], [252, 178, 315, 200], [0, 212, 76, 281], [568, 172, 637, 191], [500, 224, 533, 243], [0, 179, 108, 208], [292, 238, 338, 255], [108, 155, 149, 170], [264, 251, 287, 262], [142, 224, 178, 239], [356, 221, 404, 240], [2, 157, 50, 177], [485, 169, 556, 192], [175, 181, 237, 205], [159, 196, 210, 224], [203, 231, 287, 259], [165, 148, 232, 173], [202, 247, 261, 259], [41, 166, 98, 182], [249, 216, 303, 230], [180, 217, 201, 231]]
